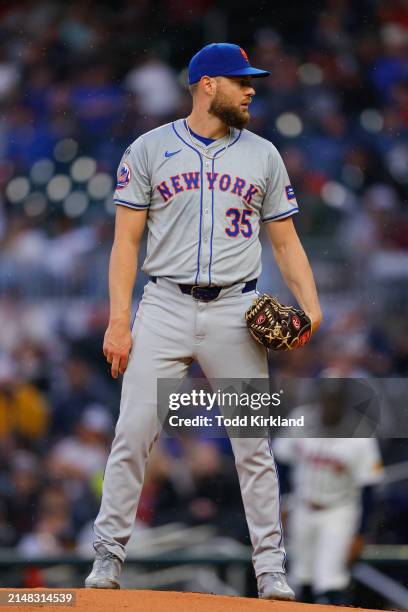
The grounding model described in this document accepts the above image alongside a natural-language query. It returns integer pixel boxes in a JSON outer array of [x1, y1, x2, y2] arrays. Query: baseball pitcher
[[85, 43, 322, 600]]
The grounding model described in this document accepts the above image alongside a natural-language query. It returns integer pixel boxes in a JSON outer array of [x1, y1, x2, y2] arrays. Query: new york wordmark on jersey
[[156, 171, 260, 204]]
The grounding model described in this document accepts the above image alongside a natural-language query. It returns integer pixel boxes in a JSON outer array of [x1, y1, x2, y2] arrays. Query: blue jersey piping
[[208, 130, 242, 284], [172, 122, 204, 284], [114, 199, 149, 209], [262, 207, 299, 222]]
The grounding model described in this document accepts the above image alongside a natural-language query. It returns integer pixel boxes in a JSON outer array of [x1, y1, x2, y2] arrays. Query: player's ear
[[200, 76, 217, 97]]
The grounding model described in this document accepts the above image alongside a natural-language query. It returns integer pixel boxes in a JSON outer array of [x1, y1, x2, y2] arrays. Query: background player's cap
[[188, 43, 270, 85]]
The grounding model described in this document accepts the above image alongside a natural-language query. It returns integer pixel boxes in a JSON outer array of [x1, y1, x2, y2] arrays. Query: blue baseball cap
[[188, 43, 270, 85]]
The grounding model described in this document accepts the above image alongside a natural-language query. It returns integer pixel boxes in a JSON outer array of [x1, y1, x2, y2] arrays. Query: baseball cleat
[[257, 572, 296, 601], [85, 548, 123, 589]]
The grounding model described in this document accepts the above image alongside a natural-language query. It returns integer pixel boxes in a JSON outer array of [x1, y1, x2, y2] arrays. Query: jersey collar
[[179, 118, 237, 153]]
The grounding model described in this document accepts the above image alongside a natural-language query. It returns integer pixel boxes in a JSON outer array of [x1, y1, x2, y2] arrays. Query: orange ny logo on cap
[[240, 47, 249, 62]]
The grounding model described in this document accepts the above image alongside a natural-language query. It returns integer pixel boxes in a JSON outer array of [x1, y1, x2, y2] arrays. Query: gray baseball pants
[[93, 277, 286, 576]]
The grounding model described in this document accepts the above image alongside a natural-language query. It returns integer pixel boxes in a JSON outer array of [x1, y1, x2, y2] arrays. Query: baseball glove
[[245, 294, 312, 350]]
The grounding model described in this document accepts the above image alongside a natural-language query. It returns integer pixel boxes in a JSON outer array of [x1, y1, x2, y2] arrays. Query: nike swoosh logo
[[165, 149, 182, 158]]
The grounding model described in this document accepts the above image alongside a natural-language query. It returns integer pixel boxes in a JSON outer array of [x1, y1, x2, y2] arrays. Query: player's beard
[[208, 92, 250, 130]]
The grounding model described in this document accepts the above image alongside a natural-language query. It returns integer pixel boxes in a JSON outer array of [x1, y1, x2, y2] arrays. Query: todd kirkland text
[[217, 415, 305, 427]]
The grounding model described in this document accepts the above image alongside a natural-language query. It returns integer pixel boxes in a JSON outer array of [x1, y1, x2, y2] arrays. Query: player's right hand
[[103, 320, 133, 379]]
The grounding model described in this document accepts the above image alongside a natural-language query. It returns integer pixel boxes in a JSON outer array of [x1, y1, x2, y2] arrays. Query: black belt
[[150, 277, 257, 302]]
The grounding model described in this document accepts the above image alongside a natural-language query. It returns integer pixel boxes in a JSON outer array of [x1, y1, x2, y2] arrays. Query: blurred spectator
[[369, 23, 408, 102], [125, 54, 182, 118], [50, 357, 113, 436], [48, 404, 112, 484], [0, 355, 49, 446], [17, 484, 74, 557], [13, 340, 51, 393], [152, 440, 248, 542], [0, 47, 19, 100], [3, 450, 42, 545], [46, 405, 113, 536], [339, 183, 403, 262], [70, 64, 125, 143]]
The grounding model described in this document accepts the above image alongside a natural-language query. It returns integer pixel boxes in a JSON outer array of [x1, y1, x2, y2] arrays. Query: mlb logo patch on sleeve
[[117, 162, 131, 190], [285, 185, 296, 200]]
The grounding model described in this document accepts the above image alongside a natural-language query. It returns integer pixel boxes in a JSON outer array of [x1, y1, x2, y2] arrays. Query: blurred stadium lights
[[5, 176, 30, 203], [54, 138, 79, 163], [87, 173, 113, 200], [70, 157, 97, 182], [386, 145, 408, 184], [360, 109, 384, 133], [381, 22, 408, 46], [63, 191, 89, 218], [30, 158, 55, 184], [23, 192, 47, 217], [46, 174, 72, 201], [297, 63, 323, 86], [321, 181, 350, 209], [275, 112, 303, 137]]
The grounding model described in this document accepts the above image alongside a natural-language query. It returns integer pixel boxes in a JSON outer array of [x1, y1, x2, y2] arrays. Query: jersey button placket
[[199, 171, 211, 284], [195, 161, 209, 340]]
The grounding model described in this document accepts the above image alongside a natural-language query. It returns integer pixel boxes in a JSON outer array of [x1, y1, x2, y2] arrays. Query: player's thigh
[[118, 282, 193, 437], [314, 504, 359, 592], [198, 291, 268, 378], [125, 318, 190, 398]]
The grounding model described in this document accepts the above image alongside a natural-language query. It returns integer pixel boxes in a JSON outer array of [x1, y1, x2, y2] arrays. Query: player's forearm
[[272, 237, 322, 330], [108, 239, 139, 324]]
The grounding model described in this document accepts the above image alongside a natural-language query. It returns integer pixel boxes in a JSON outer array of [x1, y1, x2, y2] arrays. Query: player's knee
[[113, 414, 158, 452]]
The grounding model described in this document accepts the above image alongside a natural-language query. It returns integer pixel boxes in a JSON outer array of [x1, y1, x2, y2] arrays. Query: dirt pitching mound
[[0, 588, 384, 612]]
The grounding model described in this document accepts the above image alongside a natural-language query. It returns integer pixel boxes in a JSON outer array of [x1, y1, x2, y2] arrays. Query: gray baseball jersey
[[113, 118, 298, 285], [92, 118, 298, 582]]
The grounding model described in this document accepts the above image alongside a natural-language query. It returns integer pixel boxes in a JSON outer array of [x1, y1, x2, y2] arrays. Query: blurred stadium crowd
[[0, 0, 408, 590]]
